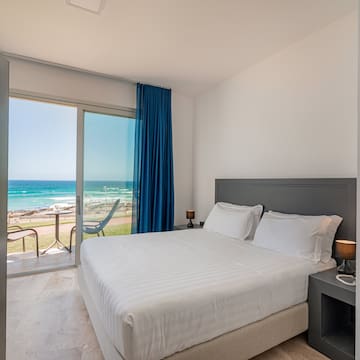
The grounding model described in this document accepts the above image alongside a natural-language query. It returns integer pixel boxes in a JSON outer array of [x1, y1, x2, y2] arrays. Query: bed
[[78, 178, 356, 360]]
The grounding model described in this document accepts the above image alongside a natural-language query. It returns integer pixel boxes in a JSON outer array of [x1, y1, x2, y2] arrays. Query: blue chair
[[69, 199, 120, 252]]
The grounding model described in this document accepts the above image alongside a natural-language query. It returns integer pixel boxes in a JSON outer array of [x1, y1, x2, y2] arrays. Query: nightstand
[[174, 224, 202, 230], [308, 268, 355, 360]]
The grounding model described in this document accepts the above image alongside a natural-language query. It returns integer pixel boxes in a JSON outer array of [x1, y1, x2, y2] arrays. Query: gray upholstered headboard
[[215, 178, 356, 241]]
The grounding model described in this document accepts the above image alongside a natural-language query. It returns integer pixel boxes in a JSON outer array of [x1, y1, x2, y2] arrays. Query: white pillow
[[217, 202, 263, 239], [253, 212, 331, 262], [267, 211, 343, 263], [204, 203, 259, 240]]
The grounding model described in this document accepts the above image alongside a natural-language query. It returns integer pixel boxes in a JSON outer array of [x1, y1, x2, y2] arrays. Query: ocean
[[8, 180, 133, 211]]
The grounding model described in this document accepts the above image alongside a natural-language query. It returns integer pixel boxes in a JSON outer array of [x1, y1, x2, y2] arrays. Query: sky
[[9, 98, 135, 181], [84, 112, 135, 181]]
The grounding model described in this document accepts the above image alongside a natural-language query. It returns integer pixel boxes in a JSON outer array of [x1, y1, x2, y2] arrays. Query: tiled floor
[[7, 269, 329, 360]]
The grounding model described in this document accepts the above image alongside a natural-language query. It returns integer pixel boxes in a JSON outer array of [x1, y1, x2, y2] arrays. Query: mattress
[[80, 229, 335, 360]]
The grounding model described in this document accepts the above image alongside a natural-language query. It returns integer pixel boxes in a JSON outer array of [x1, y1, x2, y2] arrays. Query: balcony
[[7, 202, 132, 276]]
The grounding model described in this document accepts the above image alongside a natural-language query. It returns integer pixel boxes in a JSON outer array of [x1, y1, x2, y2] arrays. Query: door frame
[[0, 56, 9, 360], [74, 104, 135, 266], [6, 90, 135, 270]]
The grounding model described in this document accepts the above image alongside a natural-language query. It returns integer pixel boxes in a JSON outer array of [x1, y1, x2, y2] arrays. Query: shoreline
[[8, 200, 133, 225], [8, 206, 76, 225]]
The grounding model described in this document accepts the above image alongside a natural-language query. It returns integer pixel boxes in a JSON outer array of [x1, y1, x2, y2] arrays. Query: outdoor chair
[[69, 199, 120, 252], [7, 225, 39, 257]]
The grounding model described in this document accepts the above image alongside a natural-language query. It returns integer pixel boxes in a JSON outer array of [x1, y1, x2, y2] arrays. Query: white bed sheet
[[80, 229, 335, 360]]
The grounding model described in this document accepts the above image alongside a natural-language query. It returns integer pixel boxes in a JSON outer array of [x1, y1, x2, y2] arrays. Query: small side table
[[41, 210, 72, 254], [308, 268, 355, 360], [174, 224, 202, 230]]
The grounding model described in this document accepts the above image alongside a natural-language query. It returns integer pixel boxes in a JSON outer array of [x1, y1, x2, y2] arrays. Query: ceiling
[[0, 0, 357, 96]]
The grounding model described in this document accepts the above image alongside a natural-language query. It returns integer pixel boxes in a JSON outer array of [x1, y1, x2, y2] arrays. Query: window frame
[[7, 90, 135, 273]]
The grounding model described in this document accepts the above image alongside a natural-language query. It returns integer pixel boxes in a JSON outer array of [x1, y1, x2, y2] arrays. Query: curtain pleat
[[132, 83, 174, 233]]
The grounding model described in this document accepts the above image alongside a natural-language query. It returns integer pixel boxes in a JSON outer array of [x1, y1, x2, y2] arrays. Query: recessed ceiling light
[[66, 0, 106, 14]]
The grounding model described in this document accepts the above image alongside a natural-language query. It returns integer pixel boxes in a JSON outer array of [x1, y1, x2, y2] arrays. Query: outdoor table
[[41, 210, 72, 254]]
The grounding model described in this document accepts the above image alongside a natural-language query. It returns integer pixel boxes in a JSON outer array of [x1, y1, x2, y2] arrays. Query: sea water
[[8, 180, 133, 211]]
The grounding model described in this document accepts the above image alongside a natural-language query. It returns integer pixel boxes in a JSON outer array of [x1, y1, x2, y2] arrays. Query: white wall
[[9, 58, 194, 225], [194, 12, 358, 222], [172, 93, 194, 225]]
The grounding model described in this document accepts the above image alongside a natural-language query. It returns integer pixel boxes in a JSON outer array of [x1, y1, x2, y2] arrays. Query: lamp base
[[337, 259, 355, 275], [187, 219, 193, 228]]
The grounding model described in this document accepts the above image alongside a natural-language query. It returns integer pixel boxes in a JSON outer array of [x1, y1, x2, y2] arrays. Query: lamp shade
[[336, 240, 356, 260], [186, 210, 195, 220]]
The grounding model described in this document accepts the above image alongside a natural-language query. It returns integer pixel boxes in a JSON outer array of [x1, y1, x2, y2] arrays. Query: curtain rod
[[1, 51, 138, 85]]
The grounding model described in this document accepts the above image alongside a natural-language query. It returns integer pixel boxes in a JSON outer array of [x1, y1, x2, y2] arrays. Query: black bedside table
[[174, 224, 202, 230], [308, 268, 355, 360]]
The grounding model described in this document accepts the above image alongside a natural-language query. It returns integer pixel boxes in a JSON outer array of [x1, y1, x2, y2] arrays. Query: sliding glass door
[[75, 107, 135, 262], [2, 89, 135, 270]]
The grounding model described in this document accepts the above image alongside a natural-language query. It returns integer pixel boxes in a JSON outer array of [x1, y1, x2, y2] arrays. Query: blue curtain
[[132, 83, 174, 233]]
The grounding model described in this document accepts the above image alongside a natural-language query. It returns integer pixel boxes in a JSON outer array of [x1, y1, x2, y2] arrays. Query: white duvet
[[80, 229, 335, 360]]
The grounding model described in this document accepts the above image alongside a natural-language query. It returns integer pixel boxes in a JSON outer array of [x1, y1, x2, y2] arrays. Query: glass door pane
[[7, 98, 77, 275], [81, 111, 135, 242]]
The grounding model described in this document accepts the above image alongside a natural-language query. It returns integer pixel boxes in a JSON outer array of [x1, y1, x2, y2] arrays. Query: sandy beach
[[8, 207, 76, 225], [8, 200, 133, 225]]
